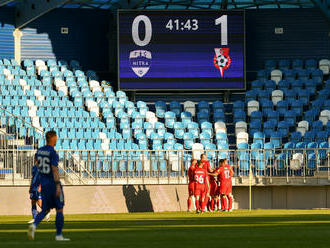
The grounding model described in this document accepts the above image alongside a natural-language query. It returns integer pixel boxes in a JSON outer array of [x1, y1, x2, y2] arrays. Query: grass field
[[1, 210, 330, 248]]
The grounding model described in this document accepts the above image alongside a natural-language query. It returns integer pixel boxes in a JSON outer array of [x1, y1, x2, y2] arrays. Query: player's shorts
[[219, 183, 232, 195], [188, 182, 195, 196], [194, 185, 206, 198], [30, 191, 41, 201], [209, 182, 217, 197], [41, 183, 65, 211]]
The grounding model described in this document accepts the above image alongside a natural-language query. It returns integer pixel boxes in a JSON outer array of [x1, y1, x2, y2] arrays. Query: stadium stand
[[0, 57, 329, 179]]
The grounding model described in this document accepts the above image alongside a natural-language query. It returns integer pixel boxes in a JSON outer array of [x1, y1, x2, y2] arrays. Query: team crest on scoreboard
[[213, 48, 231, 78], [129, 50, 152, 78]]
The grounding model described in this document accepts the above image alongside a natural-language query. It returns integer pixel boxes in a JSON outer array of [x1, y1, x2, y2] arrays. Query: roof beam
[[15, 0, 70, 29], [0, 0, 14, 7]]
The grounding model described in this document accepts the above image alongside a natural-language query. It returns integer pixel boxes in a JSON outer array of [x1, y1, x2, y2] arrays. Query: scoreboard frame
[[117, 9, 246, 92]]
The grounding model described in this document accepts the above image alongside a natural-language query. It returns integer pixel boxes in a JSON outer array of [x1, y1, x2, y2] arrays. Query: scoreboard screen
[[118, 10, 245, 91]]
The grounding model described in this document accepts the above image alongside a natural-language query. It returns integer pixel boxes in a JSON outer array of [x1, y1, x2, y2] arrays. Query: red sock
[[221, 196, 227, 210], [228, 195, 233, 211], [195, 197, 200, 211], [210, 198, 215, 211], [201, 196, 208, 212], [188, 198, 192, 210]]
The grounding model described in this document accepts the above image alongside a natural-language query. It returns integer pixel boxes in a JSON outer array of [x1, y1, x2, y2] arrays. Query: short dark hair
[[219, 159, 224, 164], [200, 153, 206, 158], [46, 130, 57, 143]]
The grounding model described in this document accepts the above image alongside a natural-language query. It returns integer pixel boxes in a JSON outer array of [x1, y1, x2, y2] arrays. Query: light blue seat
[[295, 142, 307, 153], [174, 122, 185, 139], [216, 132, 227, 144], [201, 121, 213, 137], [270, 131, 282, 148], [184, 132, 194, 149], [164, 111, 176, 128], [251, 142, 263, 159], [253, 131, 265, 145], [200, 131, 211, 146], [181, 111, 192, 125], [155, 100, 167, 118]]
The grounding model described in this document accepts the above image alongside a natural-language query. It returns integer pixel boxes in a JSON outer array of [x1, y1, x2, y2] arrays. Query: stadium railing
[[0, 148, 329, 185]]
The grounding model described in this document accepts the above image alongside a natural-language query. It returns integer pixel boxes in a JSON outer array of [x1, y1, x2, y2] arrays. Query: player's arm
[[206, 176, 210, 195], [29, 157, 38, 193], [208, 172, 218, 177], [230, 166, 234, 177], [52, 165, 61, 197]]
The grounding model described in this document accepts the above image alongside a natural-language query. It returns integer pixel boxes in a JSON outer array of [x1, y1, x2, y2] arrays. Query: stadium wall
[[246, 8, 330, 71], [20, 8, 110, 71], [0, 7, 15, 59], [1, 185, 330, 215]]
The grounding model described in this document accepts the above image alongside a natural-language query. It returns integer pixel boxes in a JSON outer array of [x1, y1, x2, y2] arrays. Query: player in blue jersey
[[28, 165, 51, 224], [28, 130, 69, 241], [28, 164, 41, 223]]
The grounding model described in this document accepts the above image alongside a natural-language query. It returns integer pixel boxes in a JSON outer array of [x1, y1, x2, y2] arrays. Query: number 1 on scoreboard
[[215, 15, 228, 46]]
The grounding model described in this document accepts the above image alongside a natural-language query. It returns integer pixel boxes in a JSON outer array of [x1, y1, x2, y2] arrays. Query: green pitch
[[1, 210, 330, 248]]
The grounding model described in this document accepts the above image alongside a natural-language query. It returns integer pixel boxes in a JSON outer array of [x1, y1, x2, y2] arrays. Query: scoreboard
[[118, 10, 245, 91]]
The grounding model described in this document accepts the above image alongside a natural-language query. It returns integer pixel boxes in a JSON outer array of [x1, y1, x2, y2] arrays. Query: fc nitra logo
[[129, 50, 152, 78], [213, 48, 231, 78]]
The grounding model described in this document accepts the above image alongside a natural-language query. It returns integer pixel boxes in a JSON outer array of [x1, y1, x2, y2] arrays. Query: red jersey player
[[187, 159, 197, 212], [200, 154, 215, 211], [193, 161, 210, 213], [215, 158, 234, 212]]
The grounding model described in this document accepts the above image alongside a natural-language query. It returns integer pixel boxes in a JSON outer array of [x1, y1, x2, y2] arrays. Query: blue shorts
[[41, 184, 65, 211], [30, 191, 41, 201]]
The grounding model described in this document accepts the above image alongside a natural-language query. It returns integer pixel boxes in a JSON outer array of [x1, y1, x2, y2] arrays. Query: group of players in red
[[188, 154, 234, 213]]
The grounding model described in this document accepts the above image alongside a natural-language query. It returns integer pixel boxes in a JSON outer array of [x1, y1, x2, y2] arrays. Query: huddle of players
[[188, 154, 234, 213]]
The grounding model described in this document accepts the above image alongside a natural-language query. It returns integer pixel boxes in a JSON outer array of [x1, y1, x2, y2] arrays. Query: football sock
[[188, 198, 192, 210], [210, 198, 215, 211], [221, 196, 227, 211], [56, 212, 64, 236], [195, 198, 200, 211], [228, 195, 233, 210], [34, 210, 47, 226], [201, 196, 208, 212], [32, 205, 37, 219]]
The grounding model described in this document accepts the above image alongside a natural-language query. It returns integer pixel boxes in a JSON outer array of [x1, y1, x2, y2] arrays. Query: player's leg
[[227, 193, 233, 212], [200, 190, 207, 213], [55, 185, 69, 241], [210, 196, 215, 211], [195, 195, 200, 212], [187, 183, 194, 212], [220, 194, 227, 211], [31, 200, 38, 219]]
